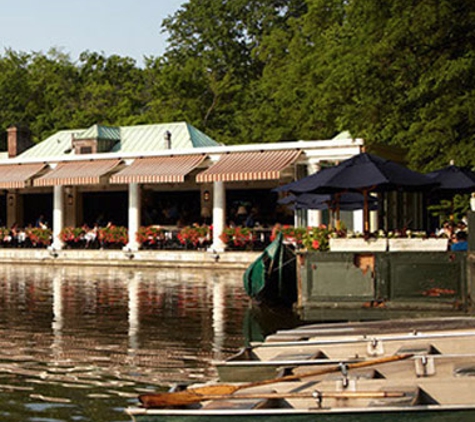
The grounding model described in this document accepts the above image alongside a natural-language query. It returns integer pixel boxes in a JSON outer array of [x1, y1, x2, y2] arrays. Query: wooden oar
[[191, 390, 406, 401], [139, 353, 412, 408]]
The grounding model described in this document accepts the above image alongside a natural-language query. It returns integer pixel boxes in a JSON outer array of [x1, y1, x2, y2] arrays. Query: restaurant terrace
[[0, 122, 384, 253]]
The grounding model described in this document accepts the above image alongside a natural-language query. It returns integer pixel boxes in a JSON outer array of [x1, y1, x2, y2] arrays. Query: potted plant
[[220, 226, 255, 250], [137, 226, 166, 249], [0, 227, 11, 247], [270, 224, 307, 248], [59, 226, 87, 248], [329, 230, 388, 252], [98, 225, 128, 249], [302, 225, 332, 252], [26, 227, 52, 248], [177, 224, 211, 249], [387, 230, 449, 251]]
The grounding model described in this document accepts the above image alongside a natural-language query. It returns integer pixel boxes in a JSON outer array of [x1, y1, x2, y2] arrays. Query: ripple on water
[[0, 265, 278, 422]]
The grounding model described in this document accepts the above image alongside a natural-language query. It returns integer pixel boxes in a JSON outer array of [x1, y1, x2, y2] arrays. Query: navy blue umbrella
[[286, 153, 435, 194], [426, 164, 475, 221], [278, 153, 436, 231], [426, 164, 475, 192], [278, 192, 377, 211]]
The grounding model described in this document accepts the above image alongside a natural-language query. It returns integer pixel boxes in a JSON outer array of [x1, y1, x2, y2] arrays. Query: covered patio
[[0, 122, 369, 253]]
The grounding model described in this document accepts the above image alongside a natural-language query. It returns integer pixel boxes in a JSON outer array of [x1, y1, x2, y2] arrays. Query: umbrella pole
[[326, 200, 334, 230], [335, 193, 341, 230], [363, 190, 370, 233]]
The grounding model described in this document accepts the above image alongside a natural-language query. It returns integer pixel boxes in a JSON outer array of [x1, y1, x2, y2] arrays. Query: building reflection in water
[[52, 269, 64, 360], [212, 275, 225, 362], [0, 264, 298, 421], [0, 265, 250, 385], [128, 271, 140, 351]]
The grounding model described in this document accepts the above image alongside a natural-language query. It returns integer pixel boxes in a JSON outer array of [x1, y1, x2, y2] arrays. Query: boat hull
[[243, 233, 297, 307], [128, 406, 475, 422]]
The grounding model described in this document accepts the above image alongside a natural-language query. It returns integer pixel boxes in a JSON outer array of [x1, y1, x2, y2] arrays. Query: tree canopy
[[0, 0, 473, 171]]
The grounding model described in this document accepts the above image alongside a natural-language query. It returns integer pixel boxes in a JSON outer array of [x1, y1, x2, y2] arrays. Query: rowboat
[[265, 316, 475, 343], [128, 402, 475, 422], [215, 326, 475, 382], [243, 232, 297, 307], [127, 353, 475, 421], [127, 318, 475, 420]]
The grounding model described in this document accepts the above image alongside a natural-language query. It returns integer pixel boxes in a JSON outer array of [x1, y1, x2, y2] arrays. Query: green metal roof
[[75, 124, 121, 141], [19, 122, 219, 159]]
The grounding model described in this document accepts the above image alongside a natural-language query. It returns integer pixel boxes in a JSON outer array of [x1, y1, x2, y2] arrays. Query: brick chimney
[[7, 125, 33, 158]]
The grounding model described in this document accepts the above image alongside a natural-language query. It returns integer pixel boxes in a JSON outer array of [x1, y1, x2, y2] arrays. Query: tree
[[26, 49, 79, 139], [144, 0, 307, 143], [0, 50, 32, 133], [74, 52, 147, 127]]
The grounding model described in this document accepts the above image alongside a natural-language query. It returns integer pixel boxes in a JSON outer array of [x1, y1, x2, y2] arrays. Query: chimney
[[164, 130, 172, 149], [7, 125, 33, 158]]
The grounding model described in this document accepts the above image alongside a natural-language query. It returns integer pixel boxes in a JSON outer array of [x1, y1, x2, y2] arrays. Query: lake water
[[0, 265, 302, 421]]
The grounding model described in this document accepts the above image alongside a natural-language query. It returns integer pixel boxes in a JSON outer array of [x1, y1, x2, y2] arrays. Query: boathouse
[[0, 122, 370, 253]]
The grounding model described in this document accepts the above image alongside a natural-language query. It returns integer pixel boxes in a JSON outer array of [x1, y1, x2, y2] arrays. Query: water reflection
[[0, 265, 266, 422]]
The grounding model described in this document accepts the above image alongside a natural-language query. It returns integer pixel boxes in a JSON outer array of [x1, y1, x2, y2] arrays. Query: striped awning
[[33, 159, 122, 186], [196, 150, 301, 183], [110, 154, 206, 184], [0, 163, 46, 188]]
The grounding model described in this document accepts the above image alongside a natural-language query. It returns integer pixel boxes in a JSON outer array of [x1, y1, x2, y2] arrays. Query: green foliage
[[0, 0, 474, 172], [428, 194, 471, 224]]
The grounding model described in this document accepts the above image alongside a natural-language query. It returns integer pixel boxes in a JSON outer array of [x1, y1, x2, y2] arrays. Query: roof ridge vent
[[72, 124, 121, 154]]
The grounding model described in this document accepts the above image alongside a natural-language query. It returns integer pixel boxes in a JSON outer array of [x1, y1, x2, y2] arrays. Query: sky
[[0, 0, 185, 65]]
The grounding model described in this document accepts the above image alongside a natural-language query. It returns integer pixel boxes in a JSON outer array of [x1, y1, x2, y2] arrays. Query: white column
[[126, 183, 141, 251], [209, 181, 226, 252], [370, 208, 378, 233], [353, 209, 364, 233], [52, 185, 64, 250], [307, 161, 322, 227]]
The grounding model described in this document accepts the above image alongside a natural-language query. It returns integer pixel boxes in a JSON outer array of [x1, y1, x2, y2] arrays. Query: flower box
[[220, 227, 255, 250], [388, 238, 449, 252], [329, 238, 388, 252], [178, 225, 211, 249]]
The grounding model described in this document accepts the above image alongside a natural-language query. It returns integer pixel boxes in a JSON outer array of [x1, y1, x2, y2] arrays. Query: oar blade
[[139, 384, 239, 408]]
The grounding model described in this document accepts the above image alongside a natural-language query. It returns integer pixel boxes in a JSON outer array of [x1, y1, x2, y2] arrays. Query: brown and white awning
[[0, 163, 47, 188], [33, 159, 122, 186], [110, 154, 206, 184], [196, 150, 301, 183]]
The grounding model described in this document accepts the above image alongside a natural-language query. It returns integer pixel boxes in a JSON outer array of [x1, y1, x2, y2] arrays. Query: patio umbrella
[[278, 192, 377, 211], [426, 164, 475, 192], [278, 153, 437, 232], [426, 164, 475, 221], [278, 192, 378, 229]]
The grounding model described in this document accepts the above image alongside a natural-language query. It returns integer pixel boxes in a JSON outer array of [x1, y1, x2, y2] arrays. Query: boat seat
[[410, 388, 439, 405], [454, 364, 475, 377], [396, 344, 441, 355], [202, 389, 278, 410], [202, 398, 270, 410], [225, 346, 259, 362], [324, 369, 386, 381], [369, 387, 438, 407], [269, 350, 326, 362]]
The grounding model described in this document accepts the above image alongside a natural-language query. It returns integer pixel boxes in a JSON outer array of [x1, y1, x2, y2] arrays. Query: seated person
[[84, 224, 99, 248], [450, 231, 468, 251]]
